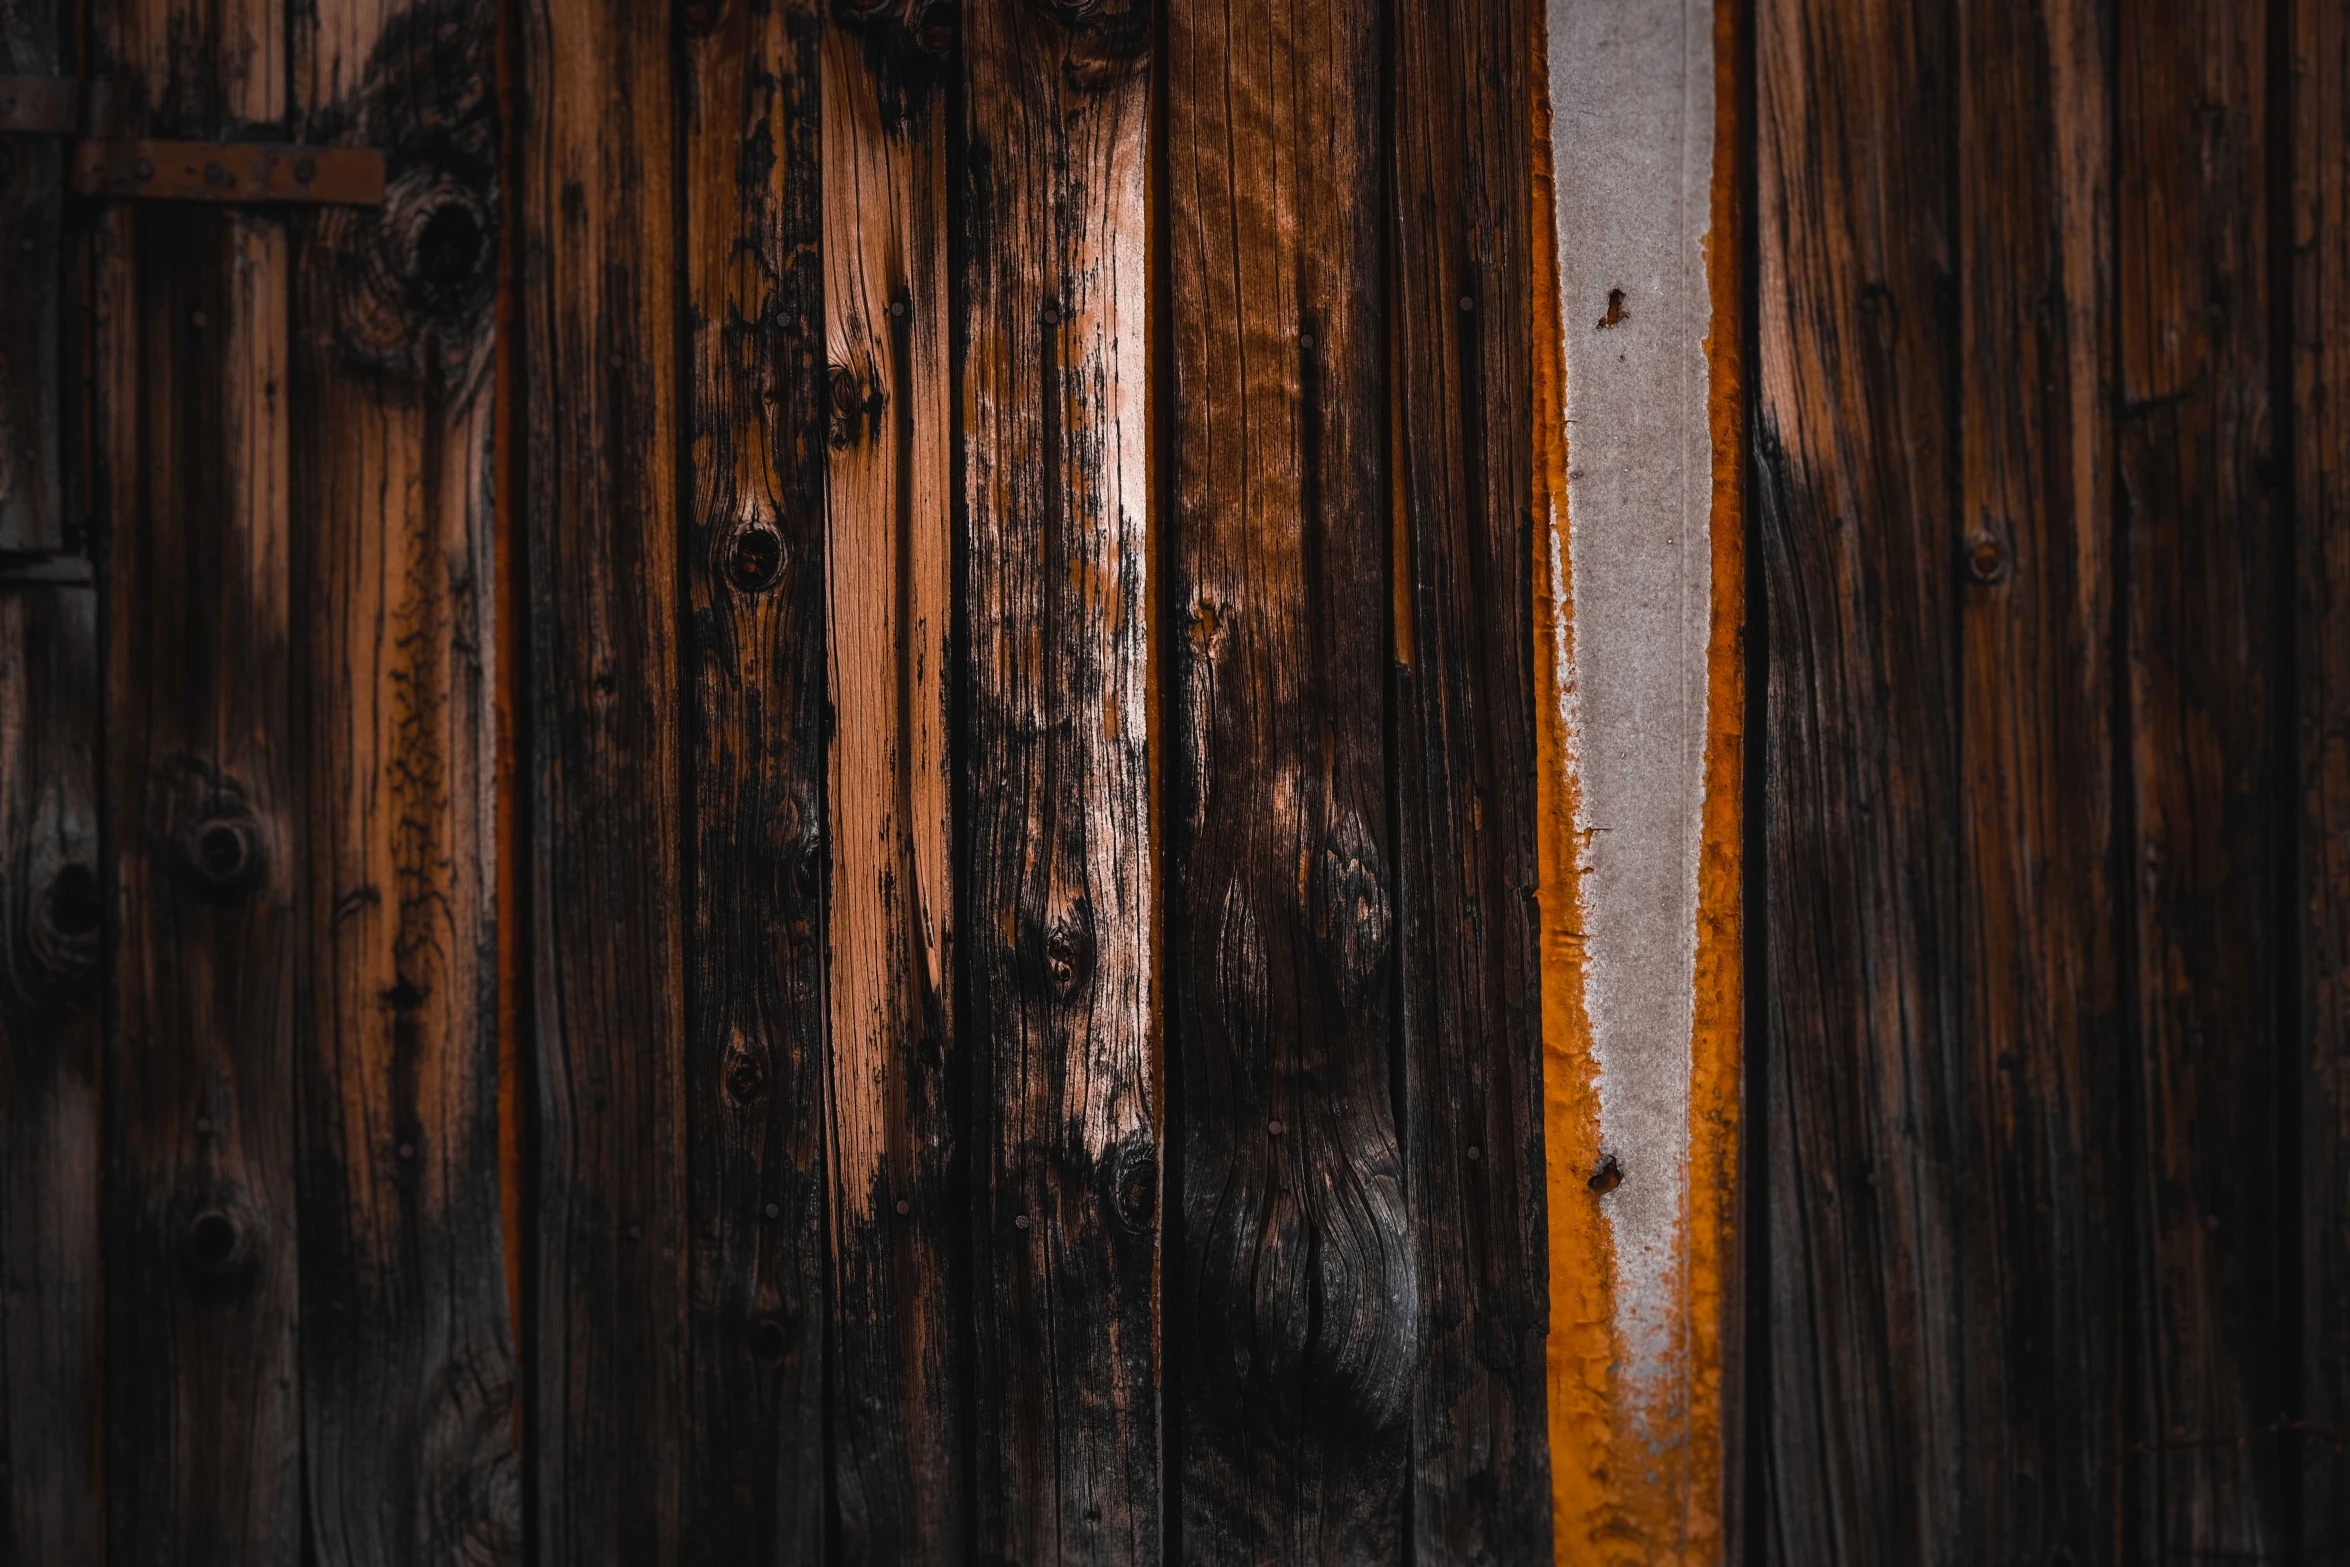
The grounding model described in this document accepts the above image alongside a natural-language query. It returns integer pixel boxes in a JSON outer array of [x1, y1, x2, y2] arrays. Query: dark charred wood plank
[[678, 0, 829, 1559], [0, 0, 67, 552], [516, 0, 689, 1558], [2117, 0, 2293, 1552], [1167, 0, 1406, 1558], [2298, 0, 2350, 1548], [288, 3, 519, 1561], [1389, 0, 1548, 1557], [1953, 0, 2120, 1559], [819, 7, 963, 1559], [1754, 0, 1968, 1560], [962, 0, 1158, 1559], [0, 585, 101, 1563], [95, 2, 301, 1559]]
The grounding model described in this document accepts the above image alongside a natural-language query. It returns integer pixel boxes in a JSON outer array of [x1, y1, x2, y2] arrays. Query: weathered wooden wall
[[1754, 0, 2350, 1561], [1, 0, 2346, 1561]]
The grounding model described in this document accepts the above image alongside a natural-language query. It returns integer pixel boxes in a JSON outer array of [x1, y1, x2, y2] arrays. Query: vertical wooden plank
[[1753, 0, 1965, 1559], [2117, 0, 2292, 1553], [0, 586, 102, 1563], [1953, 0, 2119, 1559], [517, 0, 688, 1558], [0, 0, 67, 552], [2297, 0, 2350, 1549], [1167, 0, 1405, 1558], [963, 0, 1158, 1560], [289, 3, 520, 1560], [1536, 0, 1743, 1556], [819, 6, 962, 1559], [96, 0, 300, 1557], [679, 0, 830, 1558], [1390, 0, 1550, 1558]]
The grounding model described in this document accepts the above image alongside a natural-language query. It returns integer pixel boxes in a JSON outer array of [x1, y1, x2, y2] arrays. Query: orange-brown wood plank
[[0, 585, 102, 1561], [1166, 0, 1408, 1557], [95, 0, 301, 1558], [1390, 0, 1549, 1559], [962, 0, 1158, 1558], [290, 3, 519, 1557], [2118, 0, 2294, 1551], [2299, 0, 2350, 1548], [516, 0, 688, 1557], [819, 6, 963, 1556], [679, 0, 830, 1558]]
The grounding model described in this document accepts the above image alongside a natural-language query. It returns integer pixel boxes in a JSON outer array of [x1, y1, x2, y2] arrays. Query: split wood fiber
[[961, 0, 1160, 1559], [1537, 0, 1743, 1559]]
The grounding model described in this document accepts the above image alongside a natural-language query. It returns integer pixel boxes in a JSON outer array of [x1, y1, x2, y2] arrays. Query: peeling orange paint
[[1539, 0, 1743, 1558]]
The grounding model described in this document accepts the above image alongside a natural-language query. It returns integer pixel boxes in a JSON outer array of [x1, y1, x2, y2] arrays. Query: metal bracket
[[0, 73, 384, 208]]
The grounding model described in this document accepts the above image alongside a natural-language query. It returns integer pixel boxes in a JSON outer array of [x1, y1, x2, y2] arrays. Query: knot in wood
[[748, 1312, 795, 1365], [1109, 1138, 1157, 1234], [29, 860, 102, 989], [180, 812, 264, 903], [791, 830, 826, 910], [726, 521, 785, 593], [1312, 814, 1390, 1005], [1043, 906, 1095, 1001], [723, 1046, 769, 1106], [1964, 532, 2011, 585]]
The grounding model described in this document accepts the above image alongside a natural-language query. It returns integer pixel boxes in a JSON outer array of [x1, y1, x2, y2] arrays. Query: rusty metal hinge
[[0, 73, 384, 207]]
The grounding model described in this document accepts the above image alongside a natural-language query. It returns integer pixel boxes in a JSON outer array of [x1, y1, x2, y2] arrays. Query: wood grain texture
[[679, 0, 830, 1559], [2298, 0, 2350, 1549], [961, 0, 1158, 1559], [0, 0, 67, 551], [1167, 0, 1408, 1558], [1952, 0, 2119, 1559], [820, 6, 963, 1559], [95, 1, 300, 1558], [290, 4, 519, 1560], [2118, 1, 2293, 1554], [1389, 0, 1548, 1559], [0, 586, 102, 1564], [1754, 0, 1967, 1560], [516, 0, 688, 1558]]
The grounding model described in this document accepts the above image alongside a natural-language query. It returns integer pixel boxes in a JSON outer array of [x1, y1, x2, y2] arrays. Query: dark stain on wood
[[1391, 0, 1550, 1558]]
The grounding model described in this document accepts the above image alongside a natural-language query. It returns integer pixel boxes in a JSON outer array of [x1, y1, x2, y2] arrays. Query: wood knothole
[[748, 1311, 794, 1366], [178, 811, 264, 903], [725, 519, 785, 593], [29, 858, 101, 985], [1109, 1140, 1157, 1234], [1964, 531, 2012, 586], [1042, 910, 1094, 1001], [178, 1194, 261, 1292]]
